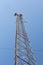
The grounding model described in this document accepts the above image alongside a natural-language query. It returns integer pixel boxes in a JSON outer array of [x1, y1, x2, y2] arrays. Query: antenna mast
[[14, 13, 36, 65]]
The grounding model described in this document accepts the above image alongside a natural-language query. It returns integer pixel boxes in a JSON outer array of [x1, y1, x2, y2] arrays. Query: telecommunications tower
[[14, 13, 36, 65]]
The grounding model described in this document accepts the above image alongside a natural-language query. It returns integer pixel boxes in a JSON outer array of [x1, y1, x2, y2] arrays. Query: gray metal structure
[[14, 13, 36, 65]]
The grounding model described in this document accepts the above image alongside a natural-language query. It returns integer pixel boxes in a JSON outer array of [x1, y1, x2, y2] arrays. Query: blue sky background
[[0, 0, 43, 65]]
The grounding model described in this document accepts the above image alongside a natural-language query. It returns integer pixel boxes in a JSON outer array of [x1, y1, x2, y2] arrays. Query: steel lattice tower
[[14, 13, 36, 65]]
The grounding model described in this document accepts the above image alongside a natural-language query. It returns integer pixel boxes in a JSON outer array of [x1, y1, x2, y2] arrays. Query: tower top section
[[14, 13, 22, 16]]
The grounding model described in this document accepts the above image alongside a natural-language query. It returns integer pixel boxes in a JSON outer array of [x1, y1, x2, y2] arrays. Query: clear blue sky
[[0, 0, 43, 65]]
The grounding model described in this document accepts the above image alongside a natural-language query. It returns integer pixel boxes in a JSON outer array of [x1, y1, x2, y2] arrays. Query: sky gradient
[[0, 0, 43, 65]]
